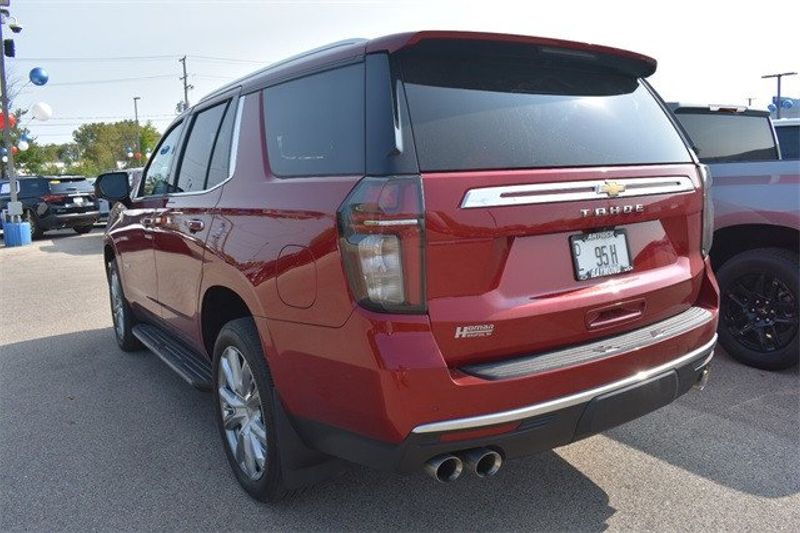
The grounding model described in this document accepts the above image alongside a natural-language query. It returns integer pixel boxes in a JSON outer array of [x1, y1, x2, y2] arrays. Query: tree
[[72, 120, 161, 175]]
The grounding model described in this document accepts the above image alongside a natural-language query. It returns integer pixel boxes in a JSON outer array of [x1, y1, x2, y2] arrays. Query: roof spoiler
[[367, 31, 657, 78]]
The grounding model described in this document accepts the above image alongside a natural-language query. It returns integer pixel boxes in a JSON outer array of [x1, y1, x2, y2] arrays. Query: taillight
[[337, 175, 425, 313], [41, 194, 66, 203], [699, 164, 714, 257]]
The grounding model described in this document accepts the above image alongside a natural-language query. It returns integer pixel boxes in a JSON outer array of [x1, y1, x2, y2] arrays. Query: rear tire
[[26, 211, 44, 240], [73, 224, 93, 234], [107, 259, 142, 352], [717, 248, 799, 370], [212, 317, 291, 502]]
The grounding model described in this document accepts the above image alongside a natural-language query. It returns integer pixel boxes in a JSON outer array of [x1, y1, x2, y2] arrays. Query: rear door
[[153, 93, 240, 349], [113, 122, 184, 318], [396, 42, 703, 367]]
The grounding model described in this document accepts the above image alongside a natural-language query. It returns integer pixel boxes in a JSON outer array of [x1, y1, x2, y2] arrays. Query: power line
[[47, 74, 178, 86], [14, 54, 263, 64]]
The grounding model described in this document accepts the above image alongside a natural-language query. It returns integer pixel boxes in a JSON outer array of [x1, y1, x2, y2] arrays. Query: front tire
[[717, 248, 799, 370], [107, 259, 142, 352], [212, 317, 290, 502]]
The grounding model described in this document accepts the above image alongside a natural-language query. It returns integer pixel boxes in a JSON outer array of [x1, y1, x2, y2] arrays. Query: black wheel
[[717, 248, 799, 370], [212, 317, 291, 502], [107, 259, 143, 352], [26, 211, 44, 240], [73, 224, 93, 234]]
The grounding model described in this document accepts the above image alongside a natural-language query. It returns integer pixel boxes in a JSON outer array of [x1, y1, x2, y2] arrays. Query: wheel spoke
[[221, 349, 243, 394]]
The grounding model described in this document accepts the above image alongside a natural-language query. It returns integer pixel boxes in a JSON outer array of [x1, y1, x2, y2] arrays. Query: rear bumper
[[39, 211, 99, 229], [292, 334, 716, 472]]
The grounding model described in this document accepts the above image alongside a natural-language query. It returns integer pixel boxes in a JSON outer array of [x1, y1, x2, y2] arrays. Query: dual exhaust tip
[[424, 448, 503, 483]]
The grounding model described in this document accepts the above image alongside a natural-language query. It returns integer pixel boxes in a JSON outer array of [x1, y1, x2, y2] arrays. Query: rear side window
[[176, 101, 229, 193], [775, 125, 799, 159], [673, 112, 778, 163], [400, 51, 692, 172], [19, 179, 47, 196], [263, 63, 365, 177], [206, 99, 238, 189]]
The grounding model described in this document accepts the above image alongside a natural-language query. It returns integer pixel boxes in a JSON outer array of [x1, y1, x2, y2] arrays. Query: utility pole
[[133, 96, 141, 151], [0, 6, 17, 206], [178, 55, 192, 112], [762, 72, 797, 119]]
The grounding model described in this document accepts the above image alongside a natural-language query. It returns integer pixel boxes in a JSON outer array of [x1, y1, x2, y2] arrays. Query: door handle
[[186, 219, 205, 233], [141, 217, 154, 227]]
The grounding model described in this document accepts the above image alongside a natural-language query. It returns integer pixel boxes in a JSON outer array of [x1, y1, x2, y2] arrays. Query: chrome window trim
[[411, 334, 717, 434], [460, 176, 695, 209], [228, 95, 245, 180]]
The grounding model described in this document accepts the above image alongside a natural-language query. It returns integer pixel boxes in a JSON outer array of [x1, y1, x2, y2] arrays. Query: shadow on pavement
[[37, 230, 105, 256], [606, 348, 799, 499], [0, 328, 615, 531]]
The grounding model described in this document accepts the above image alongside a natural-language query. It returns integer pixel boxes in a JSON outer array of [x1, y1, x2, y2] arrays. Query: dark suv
[[95, 31, 719, 501], [0, 176, 99, 238]]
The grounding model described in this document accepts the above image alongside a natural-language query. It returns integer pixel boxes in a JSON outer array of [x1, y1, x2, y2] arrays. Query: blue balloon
[[19, 133, 30, 143], [29, 67, 49, 86], [781, 99, 794, 109], [768, 103, 777, 112], [0, 147, 7, 156]]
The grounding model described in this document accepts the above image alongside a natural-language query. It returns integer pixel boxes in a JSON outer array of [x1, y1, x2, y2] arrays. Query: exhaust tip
[[424, 454, 463, 483], [694, 366, 711, 390], [463, 448, 503, 478]]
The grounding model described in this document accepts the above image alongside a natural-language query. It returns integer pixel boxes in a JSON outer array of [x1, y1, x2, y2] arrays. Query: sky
[[10, 0, 800, 145]]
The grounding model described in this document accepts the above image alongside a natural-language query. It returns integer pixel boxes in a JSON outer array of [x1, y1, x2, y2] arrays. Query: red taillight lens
[[337, 176, 425, 313], [41, 194, 66, 203]]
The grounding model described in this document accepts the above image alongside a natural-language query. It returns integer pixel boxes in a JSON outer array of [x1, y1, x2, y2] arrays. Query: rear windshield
[[400, 51, 691, 172], [672, 112, 778, 164], [775, 125, 799, 159], [47, 178, 94, 194]]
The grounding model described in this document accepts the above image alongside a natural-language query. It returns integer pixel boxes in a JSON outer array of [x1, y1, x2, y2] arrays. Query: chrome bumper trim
[[412, 334, 717, 434]]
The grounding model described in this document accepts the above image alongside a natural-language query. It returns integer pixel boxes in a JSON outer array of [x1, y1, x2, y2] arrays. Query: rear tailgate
[[423, 164, 704, 366], [397, 37, 702, 367]]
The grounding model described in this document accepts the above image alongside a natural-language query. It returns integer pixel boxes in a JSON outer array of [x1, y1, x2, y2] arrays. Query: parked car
[[0, 175, 100, 238], [95, 31, 719, 501], [773, 117, 799, 159], [669, 104, 799, 370]]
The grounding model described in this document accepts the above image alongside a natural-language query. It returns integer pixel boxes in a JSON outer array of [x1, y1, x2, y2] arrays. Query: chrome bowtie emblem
[[597, 181, 627, 197]]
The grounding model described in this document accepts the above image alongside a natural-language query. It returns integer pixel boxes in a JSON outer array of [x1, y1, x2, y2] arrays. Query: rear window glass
[[673, 112, 778, 164], [775, 125, 799, 159], [263, 63, 364, 177], [400, 52, 691, 172], [48, 179, 94, 194]]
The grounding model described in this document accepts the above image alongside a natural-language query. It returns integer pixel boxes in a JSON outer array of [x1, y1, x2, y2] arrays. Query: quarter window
[[141, 122, 183, 197], [175, 101, 228, 193], [263, 63, 365, 177]]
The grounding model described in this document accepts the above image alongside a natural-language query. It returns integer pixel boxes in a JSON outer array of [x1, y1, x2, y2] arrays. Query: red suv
[[95, 31, 719, 501]]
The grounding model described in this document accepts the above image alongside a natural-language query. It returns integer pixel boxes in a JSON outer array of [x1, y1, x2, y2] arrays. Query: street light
[[133, 96, 141, 151], [762, 72, 797, 119]]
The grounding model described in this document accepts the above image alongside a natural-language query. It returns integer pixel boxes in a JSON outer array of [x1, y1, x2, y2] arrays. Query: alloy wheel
[[217, 346, 268, 480], [109, 269, 125, 339], [722, 271, 798, 353]]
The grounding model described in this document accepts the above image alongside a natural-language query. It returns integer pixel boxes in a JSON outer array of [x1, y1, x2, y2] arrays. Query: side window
[[263, 63, 365, 177], [206, 98, 238, 189], [141, 123, 183, 197], [776, 125, 799, 159], [175, 101, 228, 193]]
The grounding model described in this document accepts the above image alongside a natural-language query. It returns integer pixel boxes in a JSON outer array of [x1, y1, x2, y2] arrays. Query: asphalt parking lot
[[1, 230, 798, 531]]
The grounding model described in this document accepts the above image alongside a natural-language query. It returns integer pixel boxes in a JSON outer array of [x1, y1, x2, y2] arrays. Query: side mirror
[[95, 172, 131, 204]]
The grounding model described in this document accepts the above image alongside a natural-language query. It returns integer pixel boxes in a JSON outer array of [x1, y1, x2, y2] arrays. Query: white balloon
[[31, 102, 53, 121], [1, 155, 7, 163], [18, 140, 29, 151]]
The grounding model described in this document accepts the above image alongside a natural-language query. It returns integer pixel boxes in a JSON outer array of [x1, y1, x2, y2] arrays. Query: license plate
[[72, 197, 85, 206], [570, 230, 632, 281]]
